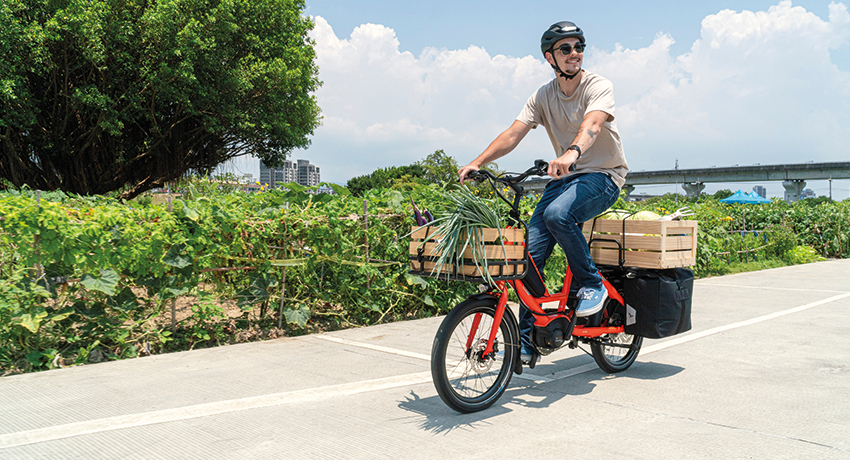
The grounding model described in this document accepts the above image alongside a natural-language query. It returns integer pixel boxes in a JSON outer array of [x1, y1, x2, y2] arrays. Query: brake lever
[[531, 159, 550, 177]]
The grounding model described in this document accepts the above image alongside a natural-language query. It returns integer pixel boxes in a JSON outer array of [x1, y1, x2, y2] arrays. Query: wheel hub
[[470, 338, 498, 374]]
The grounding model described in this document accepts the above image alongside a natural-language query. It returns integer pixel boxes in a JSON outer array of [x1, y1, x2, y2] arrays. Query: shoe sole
[[575, 291, 608, 317], [575, 303, 604, 317]]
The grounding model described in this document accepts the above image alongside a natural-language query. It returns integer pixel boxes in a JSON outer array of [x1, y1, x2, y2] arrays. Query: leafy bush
[[785, 245, 825, 264], [2, 177, 846, 374], [0, 182, 475, 374], [346, 165, 427, 197]]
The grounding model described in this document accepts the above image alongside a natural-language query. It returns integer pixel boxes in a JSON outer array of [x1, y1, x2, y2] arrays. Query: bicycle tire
[[590, 298, 642, 373], [431, 297, 518, 413]]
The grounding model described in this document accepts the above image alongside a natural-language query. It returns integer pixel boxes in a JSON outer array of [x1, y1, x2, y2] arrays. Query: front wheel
[[431, 298, 518, 413], [590, 299, 643, 373]]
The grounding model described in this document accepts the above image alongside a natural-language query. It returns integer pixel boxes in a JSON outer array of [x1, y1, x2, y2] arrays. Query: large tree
[[0, 0, 320, 199]]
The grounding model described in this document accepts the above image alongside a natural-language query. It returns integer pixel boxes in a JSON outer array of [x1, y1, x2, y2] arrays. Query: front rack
[[408, 224, 530, 283]]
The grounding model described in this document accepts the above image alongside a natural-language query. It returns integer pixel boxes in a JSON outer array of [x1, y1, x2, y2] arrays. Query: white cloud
[[305, 16, 552, 181], [605, 1, 850, 170], [292, 3, 850, 185]]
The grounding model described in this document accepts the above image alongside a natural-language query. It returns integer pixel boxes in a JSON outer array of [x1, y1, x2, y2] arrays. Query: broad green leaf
[[26, 351, 45, 366], [182, 202, 200, 221], [405, 274, 427, 288], [163, 243, 192, 268], [166, 286, 191, 297], [423, 296, 435, 307], [108, 287, 140, 312], [236, 273, 278, 307], [284, 303, 311, 327], [15, 310, 48, 333], [81, 269, 119, 296], [387, 190, 404, 209]]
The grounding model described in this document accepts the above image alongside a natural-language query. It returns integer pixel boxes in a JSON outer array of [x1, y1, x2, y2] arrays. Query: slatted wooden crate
[[582, 219, 698, 269], [408, 226, 527, 280]]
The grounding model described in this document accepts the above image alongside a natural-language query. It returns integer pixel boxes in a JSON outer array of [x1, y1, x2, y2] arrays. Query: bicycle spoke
[[443, 312, 505, 399]]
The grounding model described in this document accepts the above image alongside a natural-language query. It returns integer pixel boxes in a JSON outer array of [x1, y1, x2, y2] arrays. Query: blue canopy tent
[[719, 190, 771, 204], [745, 191, 771, 203]]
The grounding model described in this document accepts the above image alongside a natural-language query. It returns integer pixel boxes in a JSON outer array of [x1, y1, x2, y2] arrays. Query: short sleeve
[[585, 78, 616, 120], [516, 89, 543, 128]]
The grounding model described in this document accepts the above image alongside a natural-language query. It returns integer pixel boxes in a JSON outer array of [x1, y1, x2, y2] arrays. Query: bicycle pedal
[[527, 353, 539, 369]]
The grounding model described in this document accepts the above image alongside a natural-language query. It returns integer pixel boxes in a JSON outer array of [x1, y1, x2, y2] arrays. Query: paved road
[[1, 260, 849, 459]]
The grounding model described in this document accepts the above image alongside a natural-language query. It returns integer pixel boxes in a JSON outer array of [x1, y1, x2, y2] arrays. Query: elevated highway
[[522, 161, 850, 202]]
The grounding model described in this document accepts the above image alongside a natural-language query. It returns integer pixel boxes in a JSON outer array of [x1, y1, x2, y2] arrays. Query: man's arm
[[547, 110, 609, 179], [459, 120, 532, 183]]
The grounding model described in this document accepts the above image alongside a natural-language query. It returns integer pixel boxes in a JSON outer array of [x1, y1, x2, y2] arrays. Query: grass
[[699, 258, 792, 277]]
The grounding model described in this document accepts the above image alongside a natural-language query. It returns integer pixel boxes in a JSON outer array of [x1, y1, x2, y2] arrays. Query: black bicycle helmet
[[540, 21, 585, 80], [540, 21, 585, 56]]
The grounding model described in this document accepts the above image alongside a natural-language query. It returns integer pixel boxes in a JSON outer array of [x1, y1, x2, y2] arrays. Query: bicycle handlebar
[[467, 159, 550, 185]]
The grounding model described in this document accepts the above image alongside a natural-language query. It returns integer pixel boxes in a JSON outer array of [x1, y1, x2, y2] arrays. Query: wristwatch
[[566, 144, 581, 158]]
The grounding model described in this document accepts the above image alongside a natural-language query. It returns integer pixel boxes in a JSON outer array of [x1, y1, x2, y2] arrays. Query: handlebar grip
[[466, 170, 486, 182]]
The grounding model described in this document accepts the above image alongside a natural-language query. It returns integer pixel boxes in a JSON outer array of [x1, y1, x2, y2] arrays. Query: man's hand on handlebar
[[547, 150, 579, 180], [458, 164, 481, 184]]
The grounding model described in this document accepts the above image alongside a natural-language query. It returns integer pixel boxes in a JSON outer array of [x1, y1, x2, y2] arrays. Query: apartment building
[[259, 159, 320, 188]]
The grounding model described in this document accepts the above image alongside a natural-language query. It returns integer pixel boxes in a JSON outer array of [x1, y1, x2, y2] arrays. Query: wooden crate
[[581, 219, 698, 269], [408, 226, 526, 279]]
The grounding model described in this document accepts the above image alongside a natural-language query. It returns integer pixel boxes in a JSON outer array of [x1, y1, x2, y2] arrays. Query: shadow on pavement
[[395, 360, 683, 433]]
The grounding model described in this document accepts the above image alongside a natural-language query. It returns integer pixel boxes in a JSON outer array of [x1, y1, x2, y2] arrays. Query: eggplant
[[411, 198, 426, 226]]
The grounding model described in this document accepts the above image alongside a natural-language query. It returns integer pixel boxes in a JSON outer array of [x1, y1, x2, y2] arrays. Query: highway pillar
[[623, 185, 635, 201], [682, 182, 705, 198], [782, 180, 806, 203]]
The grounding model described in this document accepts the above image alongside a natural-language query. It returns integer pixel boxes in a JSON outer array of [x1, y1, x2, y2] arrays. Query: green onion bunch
[[428, 186, 507, 285]]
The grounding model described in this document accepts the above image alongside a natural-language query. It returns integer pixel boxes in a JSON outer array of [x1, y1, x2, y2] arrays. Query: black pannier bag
[[623, 268, 693, 339]]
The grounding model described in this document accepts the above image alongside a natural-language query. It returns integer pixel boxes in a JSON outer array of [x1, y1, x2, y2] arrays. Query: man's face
[[546, 37, 583, 75]]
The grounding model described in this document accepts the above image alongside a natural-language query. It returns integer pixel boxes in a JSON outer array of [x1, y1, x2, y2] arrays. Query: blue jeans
[[519, 172, 620, 350]]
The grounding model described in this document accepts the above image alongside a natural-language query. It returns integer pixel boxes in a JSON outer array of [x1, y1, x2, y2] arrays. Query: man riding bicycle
[[458, 21, 628, 366]]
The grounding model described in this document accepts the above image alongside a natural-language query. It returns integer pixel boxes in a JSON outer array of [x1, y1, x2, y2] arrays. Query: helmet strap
[[552, 64, 581, 80], [547, 48, 581, 81]]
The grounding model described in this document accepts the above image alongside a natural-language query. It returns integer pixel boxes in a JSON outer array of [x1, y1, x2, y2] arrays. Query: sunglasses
[[555, 43, 586, 55]]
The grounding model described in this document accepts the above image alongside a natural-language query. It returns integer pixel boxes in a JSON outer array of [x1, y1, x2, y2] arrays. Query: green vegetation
[[0, 0, 320, 199], [346, 164, 427, 197], [0, 181, 475, 374], [345, 149, 502, 196], [2, 169, 847, 375]]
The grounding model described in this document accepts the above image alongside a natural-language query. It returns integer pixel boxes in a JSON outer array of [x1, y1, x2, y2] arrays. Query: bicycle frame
[[461, 162, 629, 358], [469, 266, 627, 357]]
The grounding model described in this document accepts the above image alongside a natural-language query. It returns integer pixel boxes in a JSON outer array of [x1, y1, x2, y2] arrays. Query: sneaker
[[575, 286, 608, 317]]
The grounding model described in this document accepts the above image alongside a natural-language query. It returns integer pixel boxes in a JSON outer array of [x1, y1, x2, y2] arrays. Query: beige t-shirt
[[516, 71, 628, 188]]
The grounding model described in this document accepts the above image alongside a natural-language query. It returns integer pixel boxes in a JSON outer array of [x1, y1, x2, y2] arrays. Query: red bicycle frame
[[468, 265, 627, 356]]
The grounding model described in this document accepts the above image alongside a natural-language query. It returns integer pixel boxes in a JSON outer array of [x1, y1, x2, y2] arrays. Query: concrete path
[[1, 260, 849, 459]]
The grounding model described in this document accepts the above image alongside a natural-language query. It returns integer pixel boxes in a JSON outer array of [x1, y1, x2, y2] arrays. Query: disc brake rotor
[[470, 338, 498, 374]]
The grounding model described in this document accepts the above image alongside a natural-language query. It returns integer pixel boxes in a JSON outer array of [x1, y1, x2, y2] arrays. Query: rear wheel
[[431, 298, 518, 413], [590, 299, 642, 373]]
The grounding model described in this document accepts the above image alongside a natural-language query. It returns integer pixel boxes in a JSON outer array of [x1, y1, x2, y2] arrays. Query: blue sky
[[226, 1, 850, 199]]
